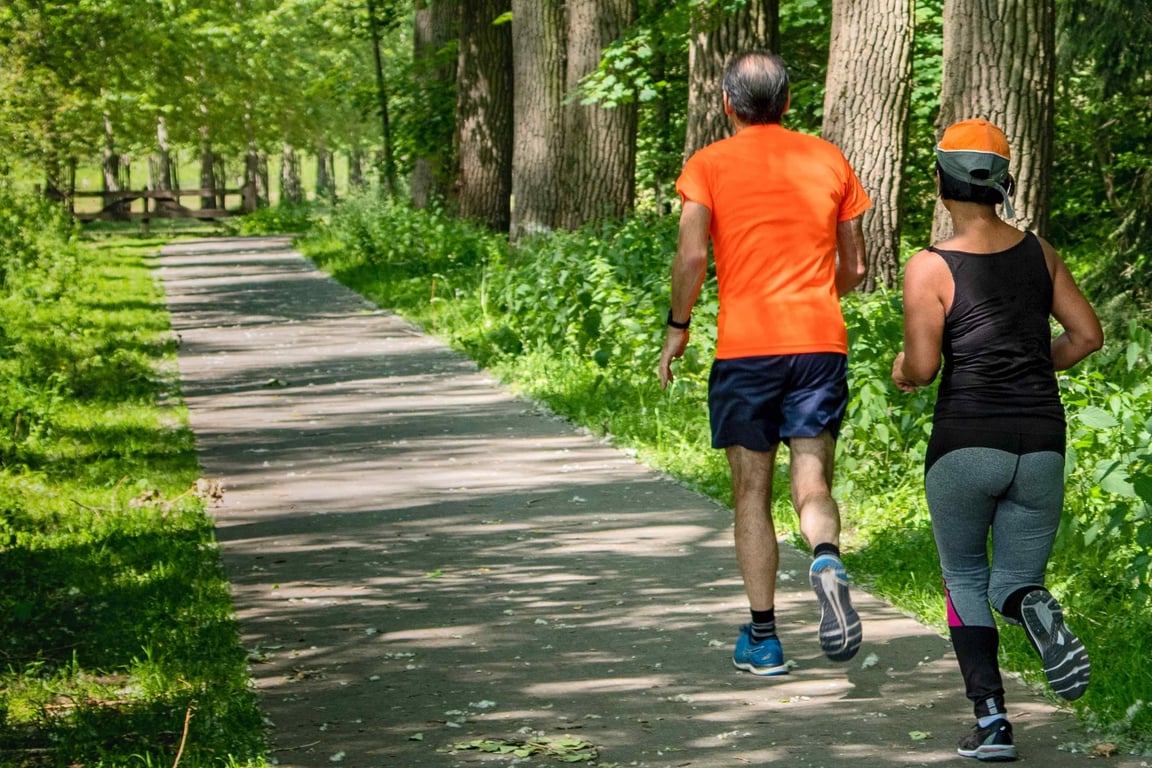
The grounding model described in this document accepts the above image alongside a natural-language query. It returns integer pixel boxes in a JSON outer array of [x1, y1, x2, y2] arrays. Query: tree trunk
[[316, 143, 336, 201], [412, 0, 459, 208], [281, 145, 304, 205], [644, 13, 680, 216], [822, 0, 914, 291], [349, 148, 365, 190], [455, 0, 514, 231], [684, 0, 778, 160], [367, 0, 398, 194], [258, 154, 270, 207], [154, 116, 174, 191], [213, 156, 227, 209], [244, 144, 261, 212], [559, 0, 638, 229], [200, 125, 216, 211], [933, 0, 1056, 240], [510, 0, 566, 239], [102, 113, 129, 219]]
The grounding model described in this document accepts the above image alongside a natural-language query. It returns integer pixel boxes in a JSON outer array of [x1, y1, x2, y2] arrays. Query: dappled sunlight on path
[[158, 237, 1113, 768]]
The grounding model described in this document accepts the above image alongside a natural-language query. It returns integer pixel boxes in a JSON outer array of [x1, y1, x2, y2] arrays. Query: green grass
[[0, 211, 266, 767]]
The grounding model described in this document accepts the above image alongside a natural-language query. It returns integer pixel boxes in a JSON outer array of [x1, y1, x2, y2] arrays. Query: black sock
[[750, 608, 776, 642], [1000, 585, 1042, 624], [949, 625, 1007, 719], [813, 543, 841, 560]]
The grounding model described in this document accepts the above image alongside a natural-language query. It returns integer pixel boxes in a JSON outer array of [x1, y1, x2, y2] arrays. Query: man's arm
[[658, 201, 710, 390], [834, 216, 867, 297]]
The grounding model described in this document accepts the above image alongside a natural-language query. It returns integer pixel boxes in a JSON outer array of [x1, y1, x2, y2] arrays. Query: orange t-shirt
[[676, 124, 872, 359]]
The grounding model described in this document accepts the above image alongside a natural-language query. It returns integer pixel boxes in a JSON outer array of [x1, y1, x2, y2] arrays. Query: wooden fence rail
[[67, 185, 257, 223]]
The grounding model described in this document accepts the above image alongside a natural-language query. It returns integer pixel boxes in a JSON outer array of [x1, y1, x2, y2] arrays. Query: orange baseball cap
[[936, 118, 1015, 217]]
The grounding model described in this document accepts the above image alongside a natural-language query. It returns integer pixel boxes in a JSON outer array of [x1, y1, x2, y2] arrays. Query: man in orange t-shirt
[[658, 51, 870, 675]]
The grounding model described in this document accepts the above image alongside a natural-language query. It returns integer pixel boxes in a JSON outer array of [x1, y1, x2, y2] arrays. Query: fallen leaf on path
[[909, 731, 932, 741]]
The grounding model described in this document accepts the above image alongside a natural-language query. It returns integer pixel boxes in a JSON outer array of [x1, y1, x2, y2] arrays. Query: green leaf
[[1077, 406, 1119, 429]]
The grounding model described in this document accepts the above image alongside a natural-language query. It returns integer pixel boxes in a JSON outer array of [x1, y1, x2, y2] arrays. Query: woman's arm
[[1042, 238, 1104, 370], [893, 249, 950, 392]]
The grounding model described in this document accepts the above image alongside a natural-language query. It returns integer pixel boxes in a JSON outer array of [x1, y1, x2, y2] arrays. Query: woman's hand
[[892, 351, 919, 393]]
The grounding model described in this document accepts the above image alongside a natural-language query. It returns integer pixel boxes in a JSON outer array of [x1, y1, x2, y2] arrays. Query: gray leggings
[[925, 447, 1064, 628]]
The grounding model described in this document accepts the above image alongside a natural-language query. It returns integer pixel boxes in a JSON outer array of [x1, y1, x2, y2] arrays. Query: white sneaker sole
[[1020, 590, 1090, 701], [810, 560, 862, 661]]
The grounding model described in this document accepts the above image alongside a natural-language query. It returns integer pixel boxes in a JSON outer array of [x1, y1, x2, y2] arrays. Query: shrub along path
[[157, 236, 1132, 768]]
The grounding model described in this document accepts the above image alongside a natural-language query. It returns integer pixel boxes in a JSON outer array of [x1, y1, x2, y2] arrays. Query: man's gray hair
[[722, 51, 789, 125]]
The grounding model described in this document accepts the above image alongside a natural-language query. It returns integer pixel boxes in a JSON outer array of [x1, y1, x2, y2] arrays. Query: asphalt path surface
[[156, 236, 1137, 768]]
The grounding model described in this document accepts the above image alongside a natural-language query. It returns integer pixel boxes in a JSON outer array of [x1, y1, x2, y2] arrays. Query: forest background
[[1, 0, 1151, 765]]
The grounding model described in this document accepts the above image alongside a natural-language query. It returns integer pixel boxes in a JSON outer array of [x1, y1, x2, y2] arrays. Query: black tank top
[[929, 230, 1065, 435]]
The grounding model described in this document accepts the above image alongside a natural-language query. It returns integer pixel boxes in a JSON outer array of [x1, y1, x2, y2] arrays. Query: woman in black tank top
[[891, 119, 1103, 762]]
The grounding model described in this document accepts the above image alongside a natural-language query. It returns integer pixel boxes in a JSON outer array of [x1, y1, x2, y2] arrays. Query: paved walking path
[[157, 237, 1129, 768]]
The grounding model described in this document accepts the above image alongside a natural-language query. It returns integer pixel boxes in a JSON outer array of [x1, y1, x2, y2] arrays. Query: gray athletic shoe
[[1020, 589, 1090, 701], [809, 554, 862, 661]]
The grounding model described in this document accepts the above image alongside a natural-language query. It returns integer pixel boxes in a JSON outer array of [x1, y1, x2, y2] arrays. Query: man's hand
[[658, 328, 689, 389]]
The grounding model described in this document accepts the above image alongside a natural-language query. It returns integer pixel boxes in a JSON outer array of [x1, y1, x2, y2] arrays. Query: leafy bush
[[225, 202, 317, 235], [0, 186, 74, 290]]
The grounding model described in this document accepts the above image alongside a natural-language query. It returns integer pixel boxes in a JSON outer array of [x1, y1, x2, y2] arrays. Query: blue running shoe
[[809, 555, 862, 661], [732, 624, 789, 676]]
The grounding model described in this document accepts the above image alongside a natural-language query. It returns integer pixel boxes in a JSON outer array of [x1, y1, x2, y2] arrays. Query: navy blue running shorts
[[708, 353, 849, 451]]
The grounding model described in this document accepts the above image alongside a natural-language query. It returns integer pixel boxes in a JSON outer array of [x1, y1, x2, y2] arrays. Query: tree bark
[[367, 0, 398, 194], [455, 0, 514, 231], [316, 142, 336, 201], [412, 0, 459, 208], [559, 0, 638, 229], [349, 148, 365, 190], [154, 116, 174, 191], [102, 112, 130, 219], [823, 0, 914, 291], [453, 0, 513, 231], [684, 0, 778, 160], [510, 0, 566, 239], [280, 145, 304, 205], [933, 0, 1056, 240], [199, 124, 216, 211]]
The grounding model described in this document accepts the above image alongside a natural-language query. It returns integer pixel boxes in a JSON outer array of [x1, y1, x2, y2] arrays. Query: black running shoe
[[957, 720, 1016, 762], [1020, 589, 1091, 701]]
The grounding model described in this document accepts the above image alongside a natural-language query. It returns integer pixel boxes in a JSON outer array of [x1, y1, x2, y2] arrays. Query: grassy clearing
[[0, 193, 266, 767], [294, 193, 1152, 755]]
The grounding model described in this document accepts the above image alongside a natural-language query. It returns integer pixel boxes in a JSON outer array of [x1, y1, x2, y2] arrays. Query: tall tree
[[560, 0, 639, 228], [411, 0, 459, 208], [510, 0, 566, 238], [934, 0, 1056, 239], [367, 0, 399, 194], [822, 0, 915, 290], [683, 0, 778, 160], [455, 0, 514, 231]]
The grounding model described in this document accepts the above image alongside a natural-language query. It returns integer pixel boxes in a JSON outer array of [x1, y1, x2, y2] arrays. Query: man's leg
[[726, 445, 789, 676], [727, 445, 779, 611], [788, 432, 839, 549], [790, 432, 861, 661]]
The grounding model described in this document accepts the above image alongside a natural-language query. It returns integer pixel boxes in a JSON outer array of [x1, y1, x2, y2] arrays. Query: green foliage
[[900, 0, 944, 245], [225, 203, 319, 236], [301, 195, 1152, 747]]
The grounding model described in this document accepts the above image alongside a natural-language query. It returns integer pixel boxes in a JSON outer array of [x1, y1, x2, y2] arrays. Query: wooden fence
[[67, 185, 257, 224]]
